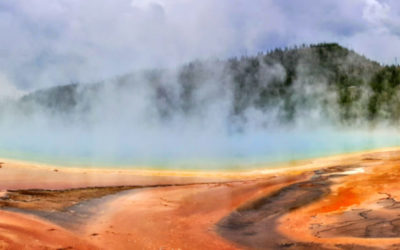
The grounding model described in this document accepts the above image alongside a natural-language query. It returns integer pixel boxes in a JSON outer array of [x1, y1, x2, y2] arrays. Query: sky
[[0, 0, 399, 94]]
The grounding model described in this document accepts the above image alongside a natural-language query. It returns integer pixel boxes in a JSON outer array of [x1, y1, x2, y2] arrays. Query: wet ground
[[2, 149, 400, 249]]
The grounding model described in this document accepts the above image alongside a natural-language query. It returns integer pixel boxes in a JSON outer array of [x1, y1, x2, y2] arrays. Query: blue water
[[0, 128, 398, 170]]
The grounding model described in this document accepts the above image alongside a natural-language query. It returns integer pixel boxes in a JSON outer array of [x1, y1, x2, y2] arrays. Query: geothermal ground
[[1, 149, 400, 249]]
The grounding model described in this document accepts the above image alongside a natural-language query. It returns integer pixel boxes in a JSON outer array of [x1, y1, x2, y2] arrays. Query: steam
[[1, 1, 400, 169], [0, 73, 24, 99], [0, 48, 399, 170]]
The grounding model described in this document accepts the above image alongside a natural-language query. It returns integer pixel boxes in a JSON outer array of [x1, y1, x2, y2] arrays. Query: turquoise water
[[0, 128, 399, 170]]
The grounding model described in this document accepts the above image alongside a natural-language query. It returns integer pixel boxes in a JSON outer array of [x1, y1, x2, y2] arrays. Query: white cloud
[[363, 0, 390, 24], [130, 0, 163, 9]]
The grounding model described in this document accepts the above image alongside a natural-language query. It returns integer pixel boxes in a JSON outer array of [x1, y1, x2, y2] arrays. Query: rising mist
[[0, 44, 399, 169]]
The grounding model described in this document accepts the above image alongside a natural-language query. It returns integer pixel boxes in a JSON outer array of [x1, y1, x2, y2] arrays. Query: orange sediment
[[1, 148, 400, 248]]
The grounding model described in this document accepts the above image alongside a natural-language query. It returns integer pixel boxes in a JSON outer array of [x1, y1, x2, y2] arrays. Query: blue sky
[[0, 0, 399, 94]]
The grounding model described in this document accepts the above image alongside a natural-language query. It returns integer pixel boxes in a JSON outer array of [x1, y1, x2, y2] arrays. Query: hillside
[[12, 43, 400, 129]]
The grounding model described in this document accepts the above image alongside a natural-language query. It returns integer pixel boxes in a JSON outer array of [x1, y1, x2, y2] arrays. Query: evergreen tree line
[[13, 43, 400, 128]]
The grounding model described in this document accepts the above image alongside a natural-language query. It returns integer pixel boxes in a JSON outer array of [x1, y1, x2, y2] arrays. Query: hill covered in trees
[[8, 43, 400, 130]]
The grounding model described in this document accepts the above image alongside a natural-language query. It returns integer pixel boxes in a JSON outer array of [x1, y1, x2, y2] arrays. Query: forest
[[14, 43, 400, 129]]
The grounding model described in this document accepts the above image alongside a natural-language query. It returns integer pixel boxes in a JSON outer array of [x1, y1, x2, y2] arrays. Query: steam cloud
[[1, 1, 400, 169], [1, 45, 400, 169]]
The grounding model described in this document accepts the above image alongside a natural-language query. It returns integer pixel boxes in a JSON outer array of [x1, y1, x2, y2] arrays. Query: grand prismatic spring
[[1, 1, 400, 249]]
